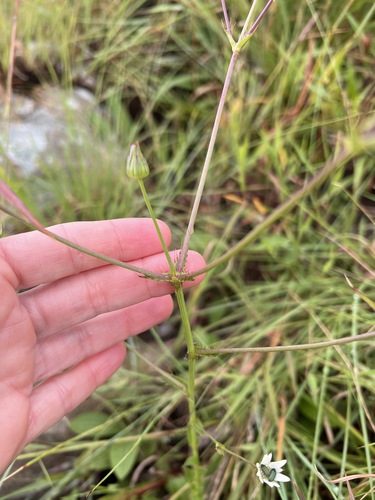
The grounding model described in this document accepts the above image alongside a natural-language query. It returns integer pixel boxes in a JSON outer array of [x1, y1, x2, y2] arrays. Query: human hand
[[0, 218, 205, 473]]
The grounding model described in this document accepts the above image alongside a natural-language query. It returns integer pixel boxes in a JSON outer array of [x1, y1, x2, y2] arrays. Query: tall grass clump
[[1, 0, 375, 498]]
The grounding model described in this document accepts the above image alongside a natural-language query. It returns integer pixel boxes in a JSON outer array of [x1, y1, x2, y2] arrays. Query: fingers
[[34, 296, 173, 382], [0, 219, 171, 289], [19, 250, 205, 338], [26, 343, 126, 444]]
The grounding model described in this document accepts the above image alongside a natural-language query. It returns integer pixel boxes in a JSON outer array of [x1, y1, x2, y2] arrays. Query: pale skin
[[0, 218, 205, 473]]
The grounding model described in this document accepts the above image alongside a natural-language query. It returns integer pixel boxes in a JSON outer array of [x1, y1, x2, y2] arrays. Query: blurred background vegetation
[[0, 0, 374, 498]]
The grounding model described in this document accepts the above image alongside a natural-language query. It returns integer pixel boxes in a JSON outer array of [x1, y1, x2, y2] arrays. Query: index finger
[[0, 218, 171, 289]]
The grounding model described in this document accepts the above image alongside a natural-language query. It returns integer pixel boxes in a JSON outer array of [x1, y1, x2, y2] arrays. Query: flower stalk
[[127, 142, 175, 273], [137, 179, 175, 273]]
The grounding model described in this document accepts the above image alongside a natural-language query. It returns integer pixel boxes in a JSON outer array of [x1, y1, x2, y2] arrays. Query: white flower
[[256, 452, 291, 488]]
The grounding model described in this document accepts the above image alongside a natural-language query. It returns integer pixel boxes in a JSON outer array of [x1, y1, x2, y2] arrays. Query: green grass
[[1, 0, 375, 498]]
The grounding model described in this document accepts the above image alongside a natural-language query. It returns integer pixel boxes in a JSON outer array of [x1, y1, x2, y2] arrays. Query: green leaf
[[81, 447, 111, 472], [109, 441, 139, 481], [69, 411, 109, 434], [69, 411, 123, 437]]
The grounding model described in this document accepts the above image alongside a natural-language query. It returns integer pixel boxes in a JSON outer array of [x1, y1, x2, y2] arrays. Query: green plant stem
[[195, 330, 375, 356], [175, 285, 203, 499], [238, 0, 259, 41], [138, 179, 175, 272]]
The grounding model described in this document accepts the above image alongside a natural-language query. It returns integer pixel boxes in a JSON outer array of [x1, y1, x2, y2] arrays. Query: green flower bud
[[126, 142, 150, 180]]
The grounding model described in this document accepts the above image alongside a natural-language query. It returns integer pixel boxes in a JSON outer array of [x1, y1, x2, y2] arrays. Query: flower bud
[[126, 142, 150, 180]]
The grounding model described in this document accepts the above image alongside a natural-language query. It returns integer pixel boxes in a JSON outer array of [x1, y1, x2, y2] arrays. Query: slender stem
[[0, 204, 168, 280], [175, 1, 278, 274], [248, 0, 276, 36], [175, 286, 203, 499], [195, 330, 375, 356], [238, 0, 259, 42], [176, 50, 239, 272], [138, 179, 176, 273], [175, 287, 196, 356], [188, 145, 353, 278], [221, 0, 232, 35]]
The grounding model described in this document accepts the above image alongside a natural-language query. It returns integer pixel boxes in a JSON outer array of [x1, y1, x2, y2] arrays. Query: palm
[[0, 270, 35, 473], [0, 219, 204, 472]]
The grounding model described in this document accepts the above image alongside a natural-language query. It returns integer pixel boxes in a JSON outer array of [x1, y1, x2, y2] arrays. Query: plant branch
[[177, 0, 278, 274], [0, 203, 168, 281], [195, 330, 375, 356]]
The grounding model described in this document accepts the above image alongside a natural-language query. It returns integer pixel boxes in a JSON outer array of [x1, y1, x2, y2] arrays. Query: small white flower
[[256, 452, 291, 488]]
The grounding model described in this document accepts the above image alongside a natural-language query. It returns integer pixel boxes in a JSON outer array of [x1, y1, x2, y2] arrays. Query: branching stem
[[177, 0, 277, 273]]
